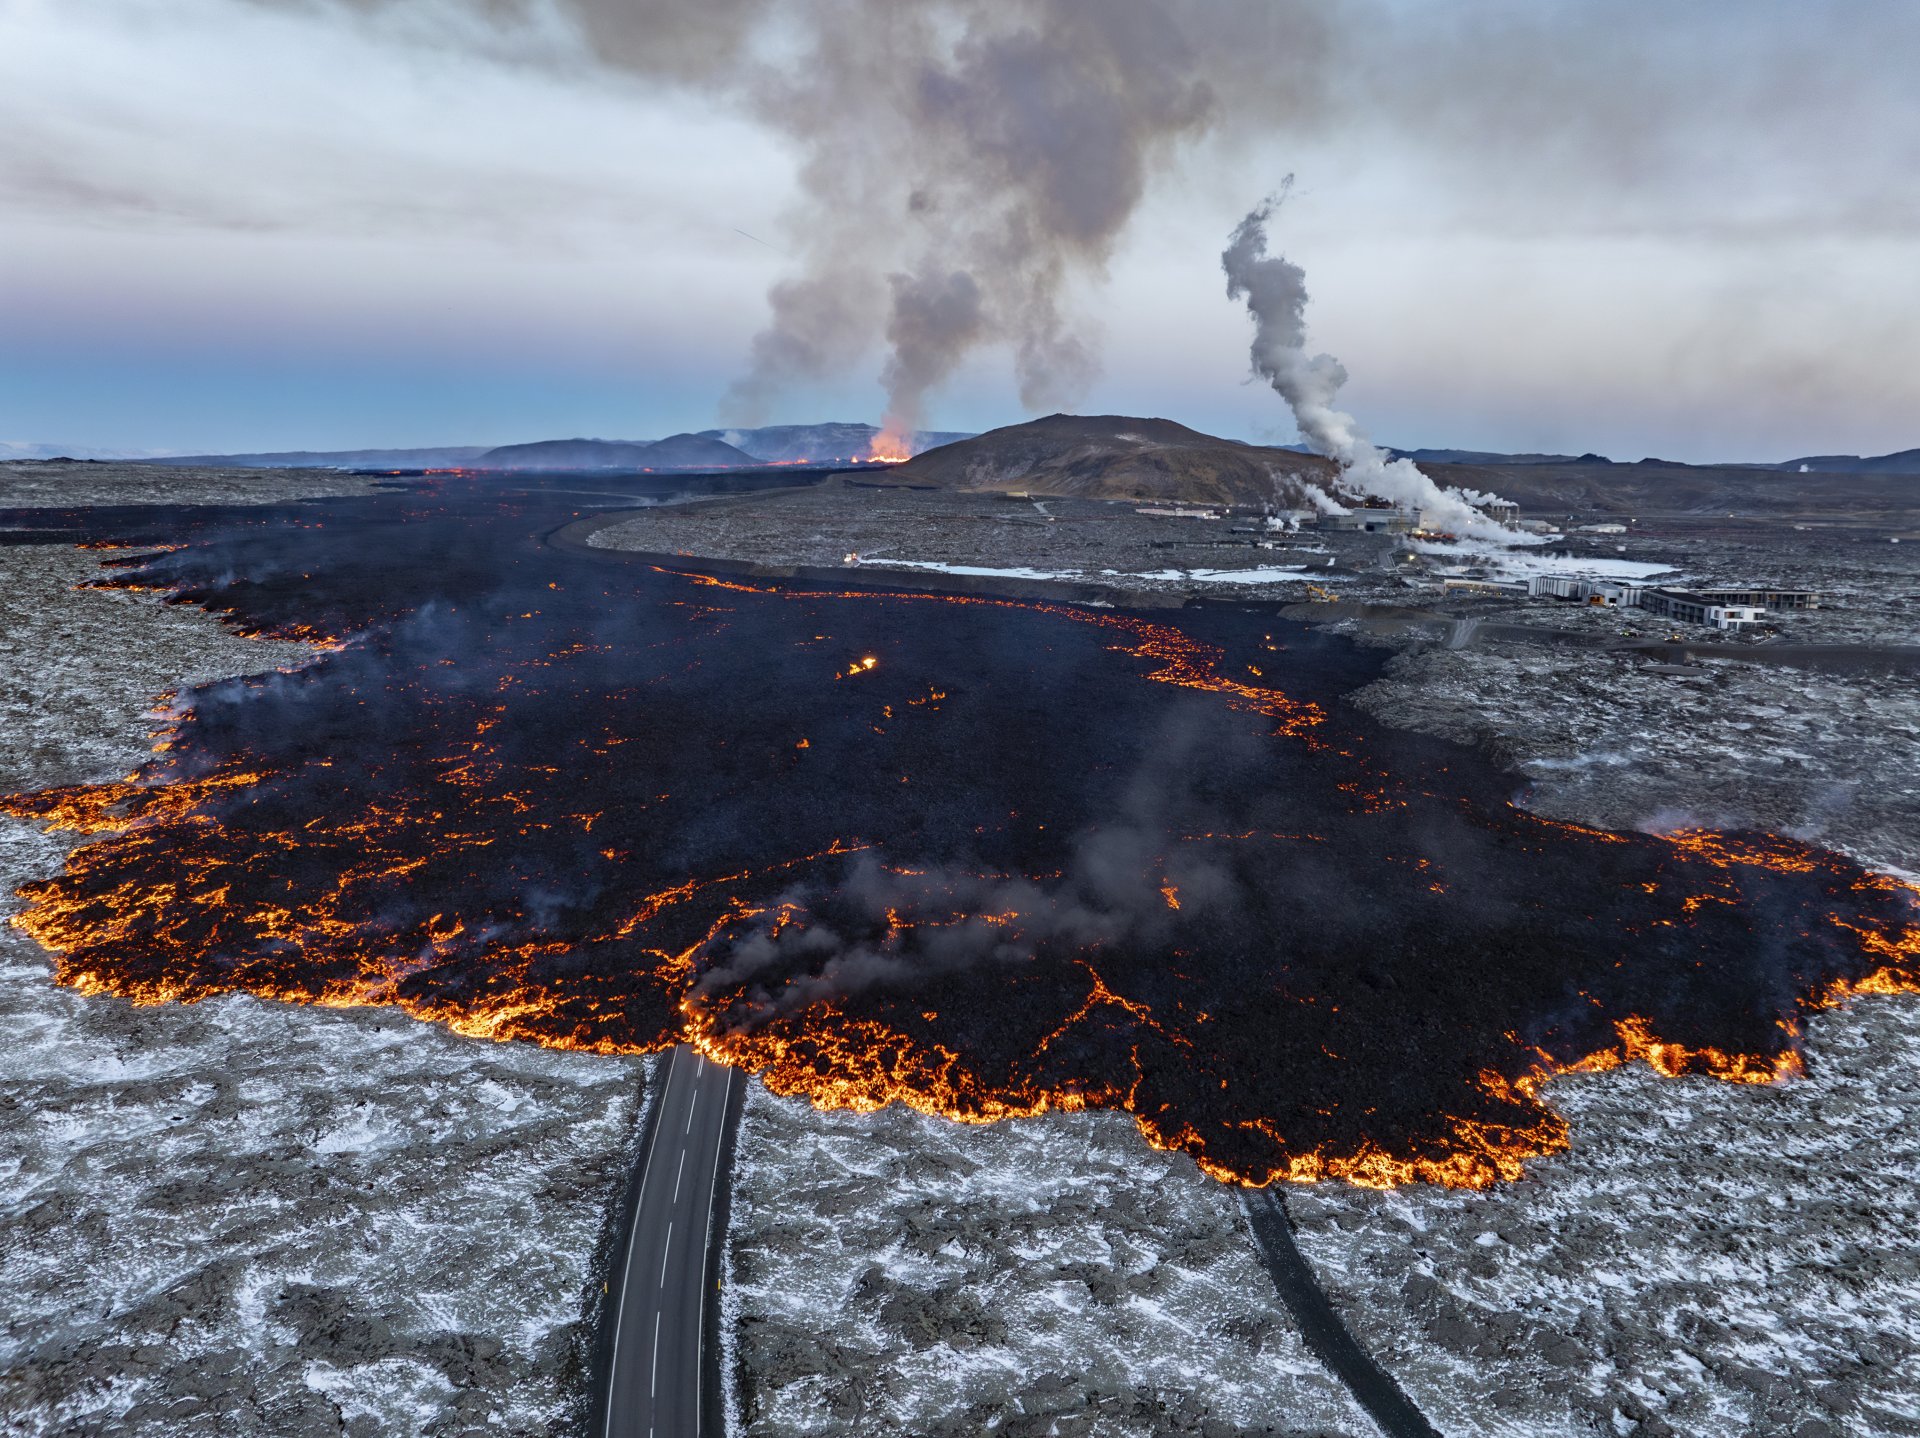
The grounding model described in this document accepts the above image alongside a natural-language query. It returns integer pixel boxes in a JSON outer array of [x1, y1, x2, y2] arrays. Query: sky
[[3, 0, 1918, 463]]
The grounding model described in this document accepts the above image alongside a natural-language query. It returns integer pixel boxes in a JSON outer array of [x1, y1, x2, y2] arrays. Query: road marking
[[651, 1310, 661, 1396], [685, 1085, 698, 1133], [660, 1222, 673, 1288], [673, 1148, 686, 1203], [693, 1065, 732, 1438], [605, 1047, 678, 1438]]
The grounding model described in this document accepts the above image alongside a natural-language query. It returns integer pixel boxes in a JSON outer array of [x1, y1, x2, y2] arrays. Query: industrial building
[[1519, 574, 1818, 630], [1528, 575, 1644, 606], [1442, 577, 1528, 598], [1691, 587, 1819, 611], [1637, 588, 1766, 630], [1315, 508, 1419, 535]]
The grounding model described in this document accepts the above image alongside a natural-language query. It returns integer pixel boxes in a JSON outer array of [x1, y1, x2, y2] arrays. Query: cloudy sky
[[4, 0, 1917, 461]]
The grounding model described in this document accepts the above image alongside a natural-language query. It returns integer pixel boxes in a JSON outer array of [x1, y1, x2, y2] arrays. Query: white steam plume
[[1223, 190, 1512, 540]]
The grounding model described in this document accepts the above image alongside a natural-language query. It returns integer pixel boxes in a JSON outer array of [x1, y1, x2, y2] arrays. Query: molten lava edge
[[2, 480, 1916, 1191]]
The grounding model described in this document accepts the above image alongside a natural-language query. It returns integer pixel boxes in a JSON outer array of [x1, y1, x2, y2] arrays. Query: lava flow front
[[2, 476, 1916, 1190]]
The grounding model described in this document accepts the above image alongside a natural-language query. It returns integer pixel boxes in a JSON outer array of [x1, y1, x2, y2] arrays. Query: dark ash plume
[[222, 0, 1918, 441]]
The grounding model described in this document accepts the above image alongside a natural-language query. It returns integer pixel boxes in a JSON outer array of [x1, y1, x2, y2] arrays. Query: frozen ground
[[0, 539, 649, 1437], [725, 1088, 1373, 1438]]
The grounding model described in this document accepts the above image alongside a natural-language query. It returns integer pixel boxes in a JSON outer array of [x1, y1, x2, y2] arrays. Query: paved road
[[1243, 1189, 1443, 1437], [598, 1046, 745, 1438]]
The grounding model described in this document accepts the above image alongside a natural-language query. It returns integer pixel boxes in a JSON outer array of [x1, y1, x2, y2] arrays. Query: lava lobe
[[3, 477, 1915, 1189]]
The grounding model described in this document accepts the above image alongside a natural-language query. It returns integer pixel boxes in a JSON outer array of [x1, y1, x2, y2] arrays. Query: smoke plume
[[198, 0, 1920, 448], [1223, 192, 1510, 538], [717, 1, 1237, 449]]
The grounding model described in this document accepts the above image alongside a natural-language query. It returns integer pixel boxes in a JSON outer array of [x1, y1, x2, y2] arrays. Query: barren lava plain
[[3, 473, 1916, 1191]]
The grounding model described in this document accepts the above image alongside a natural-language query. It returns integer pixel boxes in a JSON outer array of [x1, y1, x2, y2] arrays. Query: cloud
[[4, 0, 1918, 454]]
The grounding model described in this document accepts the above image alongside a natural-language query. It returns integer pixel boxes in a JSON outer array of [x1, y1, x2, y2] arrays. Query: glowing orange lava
[[6, 539, 1919, 1194]]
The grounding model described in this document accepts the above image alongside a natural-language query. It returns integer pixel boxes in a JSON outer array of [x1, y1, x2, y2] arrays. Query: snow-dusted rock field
[[1293, 997, 1920, 1437], [725, 1089, 1373, 1437], [0, 461, 381, 509]]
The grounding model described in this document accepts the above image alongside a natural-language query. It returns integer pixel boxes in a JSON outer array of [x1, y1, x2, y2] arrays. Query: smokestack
[[1223, 189, 1513, 540]]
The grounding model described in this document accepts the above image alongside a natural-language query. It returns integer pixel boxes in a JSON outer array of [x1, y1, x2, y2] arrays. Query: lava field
[[4, 474, 1916, 1189]]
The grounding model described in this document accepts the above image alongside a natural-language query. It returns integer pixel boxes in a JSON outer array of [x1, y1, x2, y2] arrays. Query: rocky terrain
[[0, 460, 383, 509], [586, 478, 1365, 599], [1293, 997, 1920, 1437], [725, 1090, 1373, 1438], [1357, 526, 1920, 871], [706, 491, 1920, 1437], [8, 460, 1919, 1437], [0, 481, 652, 1437]]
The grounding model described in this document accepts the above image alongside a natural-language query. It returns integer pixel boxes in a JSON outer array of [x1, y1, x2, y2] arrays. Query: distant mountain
[[3, 441, 179, 462], [889, 413, 1337, 506], [476, 434, 756, 470], [1771, 449, 1920, 474], [143, 446, 492, 469], [641, 433, 761, 468], [1390, 447, 1602, 466], [696, 423, 975, 464]]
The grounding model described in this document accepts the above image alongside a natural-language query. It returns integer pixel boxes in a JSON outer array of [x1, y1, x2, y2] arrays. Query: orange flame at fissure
[[864, 429, 913, 464]]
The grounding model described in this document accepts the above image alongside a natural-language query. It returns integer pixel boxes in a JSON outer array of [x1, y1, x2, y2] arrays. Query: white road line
[[673, 1148, 687, 1203], [660, 1222, 673, 1288], [605, 1047, 679, 1438], [685, 1085, 698, 1133], [693, 1066, 731, 1438], [651, 1310, 661, 1396]]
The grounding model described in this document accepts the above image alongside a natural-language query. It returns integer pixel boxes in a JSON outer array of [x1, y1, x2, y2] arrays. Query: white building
[[1638, 588, 1765, 630]]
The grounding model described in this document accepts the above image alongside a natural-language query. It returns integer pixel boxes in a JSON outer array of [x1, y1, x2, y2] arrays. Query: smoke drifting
[[719, 1, 1231, 447], [1223, 192, 1509, 537], [196, 0, 1918, 449]]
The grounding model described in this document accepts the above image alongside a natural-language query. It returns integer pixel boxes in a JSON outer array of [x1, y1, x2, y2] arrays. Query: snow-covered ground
[[0, 540, 650, 1437], [1411, 540, 1675, 585], [1119, 565, 1340, 585], [725, 1089, 1374, 1437], [858, 558, 1344, 588]]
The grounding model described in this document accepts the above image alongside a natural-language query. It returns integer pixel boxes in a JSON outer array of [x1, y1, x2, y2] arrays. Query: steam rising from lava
[[1223, 193, 1512, 538], [3, 479, 1917, 1191]]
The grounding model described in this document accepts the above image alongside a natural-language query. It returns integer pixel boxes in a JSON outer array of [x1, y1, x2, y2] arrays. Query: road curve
[[595, 1046, 746, 1438], [1242, 1188, 1443, 1438]]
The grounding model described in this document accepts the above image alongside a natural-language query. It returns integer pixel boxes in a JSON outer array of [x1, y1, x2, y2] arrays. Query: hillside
[[888, 414, 1337, 506], [1421, 458, 1919, 520], [477, 434, 755, 470], [1775, 449, 1920, 475], [697, 423, 974, 464]]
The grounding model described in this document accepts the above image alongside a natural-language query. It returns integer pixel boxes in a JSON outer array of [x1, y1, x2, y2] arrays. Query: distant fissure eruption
[[3, 489, 1918, 1191]]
